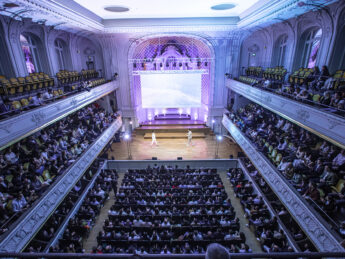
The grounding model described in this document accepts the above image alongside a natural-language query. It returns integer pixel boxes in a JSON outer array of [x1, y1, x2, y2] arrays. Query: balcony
[[227, 79, 345, 149], [0, 80, 119, 150], [0, 117, 122, 252], [222, 114, 343, 252]]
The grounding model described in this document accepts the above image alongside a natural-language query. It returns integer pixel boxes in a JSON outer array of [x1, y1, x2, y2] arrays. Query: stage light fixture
[[212, 119, 215, 124], [124, 133, 130, 140], [217, 135, 223, 141]]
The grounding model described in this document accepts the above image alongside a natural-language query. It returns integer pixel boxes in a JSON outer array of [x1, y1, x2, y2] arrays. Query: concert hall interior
[[0, 0, 345, 258]]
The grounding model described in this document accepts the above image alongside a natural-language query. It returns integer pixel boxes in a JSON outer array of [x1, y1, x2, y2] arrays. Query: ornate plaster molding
[[0, 81, 119, 150], [1, 0, 103, 32], [103, 25, 237, 34], [238, 0, 339, 30], [222, 115, 343, 252], [0, 117, 122, 252], [227, 79, 345, 149]]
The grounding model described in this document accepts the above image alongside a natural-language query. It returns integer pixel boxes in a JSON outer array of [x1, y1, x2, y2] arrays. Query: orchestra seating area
[[0, 102, 117, 234], [97, 166, 251, 254], [226, 103, 345, 236], [238, 66, 345, 115]]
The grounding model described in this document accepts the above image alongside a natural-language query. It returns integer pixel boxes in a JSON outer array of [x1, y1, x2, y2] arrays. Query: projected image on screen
[[141, 72, 202, 108]]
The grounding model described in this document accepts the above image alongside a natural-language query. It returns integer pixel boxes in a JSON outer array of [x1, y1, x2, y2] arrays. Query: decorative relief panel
[[0, 81, 118, 150], [0, 117, 122, 252], [227, 80, 345, 149], [222, 115, 343, 252]]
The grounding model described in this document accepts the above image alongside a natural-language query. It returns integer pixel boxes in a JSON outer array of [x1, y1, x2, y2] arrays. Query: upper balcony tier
[[227, 79, 345, 149], [0, 80, 119, 150], [222, 114, 344, 252]]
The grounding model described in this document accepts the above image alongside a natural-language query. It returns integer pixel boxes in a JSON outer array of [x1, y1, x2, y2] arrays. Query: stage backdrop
[[140, 70, 202, 108]]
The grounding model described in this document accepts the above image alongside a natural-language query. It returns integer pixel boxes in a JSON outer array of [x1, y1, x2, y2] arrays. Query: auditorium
[[0, 0, 345, 258]]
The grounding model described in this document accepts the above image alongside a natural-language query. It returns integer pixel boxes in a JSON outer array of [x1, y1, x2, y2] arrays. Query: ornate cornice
[[1, 0, 339, 35], [0, 0, 103, 32], [0, 117, 122, 252], [222, 115, 344, 252], [238, 0, 339, 30], [227, 79, 345, 149], [0, 81, 119, 150], [103, 25, 237, 34]]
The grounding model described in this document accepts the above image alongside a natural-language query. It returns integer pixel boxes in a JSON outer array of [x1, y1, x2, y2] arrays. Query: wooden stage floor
[[107, 134, 241, 160]]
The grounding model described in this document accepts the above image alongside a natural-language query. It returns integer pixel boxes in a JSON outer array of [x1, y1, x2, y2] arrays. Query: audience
[[27, 165, 118, 253], [227, 103, 345, 235], [96, 165, 251, 254], [0, 103, 117, 234], [238, 65, 345, 115]]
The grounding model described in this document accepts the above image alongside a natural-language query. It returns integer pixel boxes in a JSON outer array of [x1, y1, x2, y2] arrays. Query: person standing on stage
[[151, 130, 158, 146], [187, 129, 193, 146]]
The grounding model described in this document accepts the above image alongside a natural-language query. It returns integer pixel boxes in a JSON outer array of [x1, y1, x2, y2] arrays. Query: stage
[[108, 117, 241, 160]]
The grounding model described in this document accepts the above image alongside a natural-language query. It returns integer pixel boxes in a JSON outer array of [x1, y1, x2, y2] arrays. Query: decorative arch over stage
[[128, 35, 215, 124]]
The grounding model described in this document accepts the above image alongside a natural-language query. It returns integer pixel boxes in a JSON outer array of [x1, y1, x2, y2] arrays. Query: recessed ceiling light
[[211, 3, 236, 11], [104, 6, 130, 13]]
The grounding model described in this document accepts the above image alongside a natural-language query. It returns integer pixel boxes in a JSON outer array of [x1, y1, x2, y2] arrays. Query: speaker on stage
[[177, 157, 183, 160], [152, 157, 157, 160]]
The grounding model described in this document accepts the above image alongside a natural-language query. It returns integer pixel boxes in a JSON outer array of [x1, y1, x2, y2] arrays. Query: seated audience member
[[30, 93, 44, 107]]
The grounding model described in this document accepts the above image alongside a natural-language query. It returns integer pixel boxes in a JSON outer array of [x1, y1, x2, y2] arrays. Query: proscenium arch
[[127, 33, 216, 124]]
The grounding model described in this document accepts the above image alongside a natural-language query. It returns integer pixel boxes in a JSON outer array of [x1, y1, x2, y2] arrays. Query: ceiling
[[73, 0, 260, 19], [0, 0, 339, 34]]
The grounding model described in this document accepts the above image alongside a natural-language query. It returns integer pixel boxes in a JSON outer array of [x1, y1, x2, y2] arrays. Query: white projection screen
[[140, 71, 202, 108]]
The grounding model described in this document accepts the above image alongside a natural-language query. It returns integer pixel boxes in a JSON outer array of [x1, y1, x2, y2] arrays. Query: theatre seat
[[331, 179, 345, 193]]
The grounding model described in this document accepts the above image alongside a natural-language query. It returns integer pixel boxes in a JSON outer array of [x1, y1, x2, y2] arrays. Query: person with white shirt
[[30, 93, 44, 107], [42, 89, 53, 101], [187, 129, 193, 146], [151, 130, 158, 146]]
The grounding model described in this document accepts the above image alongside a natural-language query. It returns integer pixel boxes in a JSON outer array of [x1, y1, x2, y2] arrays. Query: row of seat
[[262, 66, 287, 81], [238, 76, 259, 85], [81, 69, 99, 79], [0, 73, 54, 96], [56, 70, 81, 85], [245, 66, 287, 82], [10, 89, 65, 110], [288, 68, 315, 85], [245, 66, 262, 77], [57, 69, 99, 85]]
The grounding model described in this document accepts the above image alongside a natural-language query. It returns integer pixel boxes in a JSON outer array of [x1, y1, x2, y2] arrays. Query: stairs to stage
[[135, 118, 212, 139]]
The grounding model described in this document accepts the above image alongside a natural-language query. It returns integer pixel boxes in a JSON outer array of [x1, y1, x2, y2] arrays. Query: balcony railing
[[227, 79, 345, 149], [0, 117, 122, 252], [222, 114, 344, 252], [0, 80, 119, 150]]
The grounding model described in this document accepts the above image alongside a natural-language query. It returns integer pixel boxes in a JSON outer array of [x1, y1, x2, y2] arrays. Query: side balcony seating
[[0, 73, 54, 97]]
